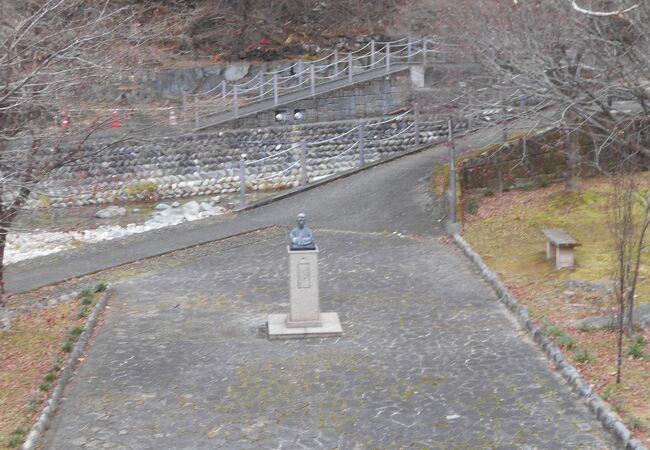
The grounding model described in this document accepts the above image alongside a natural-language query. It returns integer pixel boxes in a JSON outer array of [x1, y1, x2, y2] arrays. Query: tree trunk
[[0, 229, 8, 330], [565, 130, 581, 192], [616, 290, 625, 384]]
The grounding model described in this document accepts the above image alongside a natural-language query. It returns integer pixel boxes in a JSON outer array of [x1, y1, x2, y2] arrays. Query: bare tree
[[0, 0, 152, 328]]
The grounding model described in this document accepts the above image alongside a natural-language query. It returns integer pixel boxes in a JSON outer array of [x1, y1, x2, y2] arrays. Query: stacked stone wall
[[37, 117, 449, 207]]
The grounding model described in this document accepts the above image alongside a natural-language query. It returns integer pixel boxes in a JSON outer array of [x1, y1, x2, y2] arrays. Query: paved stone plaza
[[43, 228, 615, 449]]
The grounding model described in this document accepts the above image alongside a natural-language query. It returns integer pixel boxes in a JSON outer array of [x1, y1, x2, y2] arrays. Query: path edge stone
[[22, 287, 112, 450], [452, 233, 647, 450]]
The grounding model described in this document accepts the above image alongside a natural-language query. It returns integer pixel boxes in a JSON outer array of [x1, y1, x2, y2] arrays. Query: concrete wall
[[216, 70, 412, 129]]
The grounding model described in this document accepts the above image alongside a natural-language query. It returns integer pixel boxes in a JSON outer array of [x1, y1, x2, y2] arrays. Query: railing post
[[370, 39, 376, 67], [193, 96, 199, 128], [310, 64, 315, 95], [221, 80, 227, 99], [297, 59, 303, 85], [448, 119, 457, 224], [259, 71, 264, 98], [385, 42, 391, 73], [300, 141, 308, 187], [358, 121, 366, 167], [238, 153, 247, 208], [414, 103, 420, 146], [348, 53, 353, 82], [422, 39, 427, 65], [273, 74, 278, 105], [407, 39, 413, 63], [181, 92, 187, 123], [233, 85, 239, 117], [333, 49, 339, 75]]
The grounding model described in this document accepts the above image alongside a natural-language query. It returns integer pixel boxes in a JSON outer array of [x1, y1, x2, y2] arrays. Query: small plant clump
[[80, 288, 93, 298], [77, 306, 88, 319], [95, 281, 107, 292], [61, 338, 74, 353], [573, 348, 595, 364], [483, 188, 494, 197], [26, 396, 40, 412], [8, 428, 25, 447], [466, 197, 479, 215], [69, 326, 84, 337], [38, 381, 51, 392], [627, 336, 646, 359]]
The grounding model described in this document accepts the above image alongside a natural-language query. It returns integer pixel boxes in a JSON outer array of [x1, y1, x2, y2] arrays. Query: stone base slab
[[267, 312, 342, 340]]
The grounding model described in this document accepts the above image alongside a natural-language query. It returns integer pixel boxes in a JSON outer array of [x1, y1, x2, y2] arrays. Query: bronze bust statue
[[289, 213, 315, 250]]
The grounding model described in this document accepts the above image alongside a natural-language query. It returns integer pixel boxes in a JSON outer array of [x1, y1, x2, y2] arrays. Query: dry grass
[[463, 176, 650, 443], [0, 292, 98, 449]]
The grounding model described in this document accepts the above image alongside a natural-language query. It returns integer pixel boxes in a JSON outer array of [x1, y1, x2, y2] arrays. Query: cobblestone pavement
[[43, 229, 616, 449]]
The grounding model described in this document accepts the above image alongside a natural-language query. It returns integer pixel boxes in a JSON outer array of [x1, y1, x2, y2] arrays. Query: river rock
[[95, 206, 126, 219], [155, 203, 171, 210]]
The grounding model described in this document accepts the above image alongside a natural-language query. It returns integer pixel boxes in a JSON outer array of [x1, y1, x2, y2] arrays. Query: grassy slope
[[463, 177, 650, 442]]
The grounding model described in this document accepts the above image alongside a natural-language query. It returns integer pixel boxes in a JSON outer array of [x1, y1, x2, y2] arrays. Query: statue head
[[296, 213, 306, 228]]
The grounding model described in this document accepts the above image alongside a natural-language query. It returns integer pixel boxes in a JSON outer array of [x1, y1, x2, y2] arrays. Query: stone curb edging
[[22, 287, 112, 450], [451, 234, 647, 450]]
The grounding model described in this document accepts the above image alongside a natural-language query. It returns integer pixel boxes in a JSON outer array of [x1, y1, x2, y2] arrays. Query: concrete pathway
[[37, 119, 619, 448], [42, 228, 615, 449]]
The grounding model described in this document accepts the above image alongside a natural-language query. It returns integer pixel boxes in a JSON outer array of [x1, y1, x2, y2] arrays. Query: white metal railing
[[232, 109, 455, 206], [181, 37, 441, 128]]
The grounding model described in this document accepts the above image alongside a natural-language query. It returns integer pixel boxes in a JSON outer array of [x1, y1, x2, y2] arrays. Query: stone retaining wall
[[36, 117, 452, 208], [222, 71, 412, 129]]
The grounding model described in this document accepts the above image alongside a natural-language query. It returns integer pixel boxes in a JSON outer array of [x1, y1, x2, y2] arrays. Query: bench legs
[[555, 245, 575, 269], [546, 242, 556, 259]]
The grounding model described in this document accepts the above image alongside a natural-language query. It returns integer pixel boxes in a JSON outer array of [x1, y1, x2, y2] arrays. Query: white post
[[370, 39, 376, 67], [300, 141, 308, 187], [358, 121, 365, 167], [386, 43, 391, 73], [233, 85, 239, 116], [333, 49, 339, 75], [193, 96, 199, 128], [297, 59, 303, 85], [448, 120, 457, 224], [414, 103, 420, 146], [273, 74, 278, 105], [259, 71, 264, 98], [221, 80, 227, 99], [348, 53, 353, 82], [407, 39, 412, 63], [422, 39, 428, 65], [238, 154, 247, 208], [310, 64, 315, 95]]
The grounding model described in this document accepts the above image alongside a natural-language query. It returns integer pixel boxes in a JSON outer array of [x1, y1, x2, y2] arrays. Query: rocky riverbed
[[7, 198, 227, 265]]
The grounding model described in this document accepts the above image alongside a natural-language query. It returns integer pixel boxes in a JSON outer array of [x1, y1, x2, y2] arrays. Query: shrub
[[125, 181, 158, 197], [8, 428, 25, 447], [44, 369, 57, 382], [69, 326, 84, 337], [466, 197, 479, 215], [556, 333, 576, 350], [38, 381, 51, 392], [77, 306, 88, 319], [81, 296, 93, 306], [483, 188, 494, 197], [95, 281, 107, 292], [539, 175, 551, 188], [62, 338, 74, 353], [627, 338, 646, 359], [573, 348, 595, 364]]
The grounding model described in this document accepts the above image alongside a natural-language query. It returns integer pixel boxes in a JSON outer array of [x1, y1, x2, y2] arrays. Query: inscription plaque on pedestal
[[287, 246, 321, 327]]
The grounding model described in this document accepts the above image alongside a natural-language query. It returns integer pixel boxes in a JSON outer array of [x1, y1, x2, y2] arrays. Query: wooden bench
[[541, 229, 581, 269]]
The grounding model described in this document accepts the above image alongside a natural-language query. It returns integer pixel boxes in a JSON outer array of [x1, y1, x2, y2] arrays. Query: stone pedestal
[[267, 245, 342, 340], [287, 247, 321, 327]]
